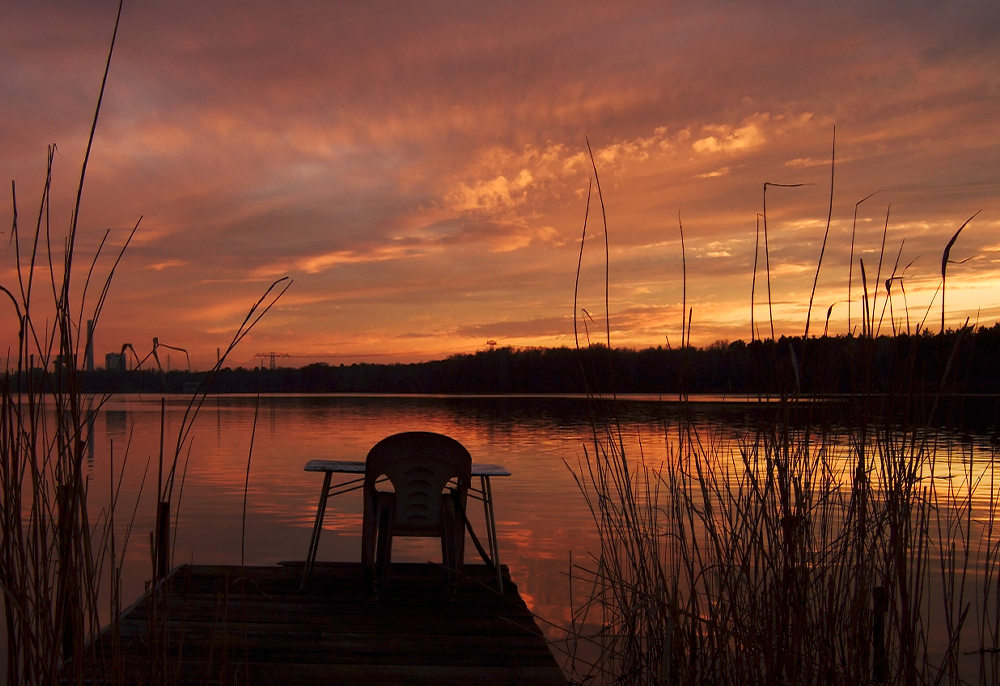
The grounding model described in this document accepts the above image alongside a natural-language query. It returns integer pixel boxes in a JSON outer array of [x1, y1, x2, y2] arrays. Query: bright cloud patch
[[149, 259, 187, 271], [447, 169, 534, 213], [444, 128, 689, 221], [696, 167, 731, 179], [295, 244, 427, 274], [785, 157, 828, 168], [693, 114, 770, 154], [488, 224, 562, 253], [704, 241, 733, 258]]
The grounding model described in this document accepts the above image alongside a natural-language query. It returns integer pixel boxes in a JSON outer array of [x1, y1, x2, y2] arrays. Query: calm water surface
[[90, 394, 665, 626], [79, 392, 998, 673]]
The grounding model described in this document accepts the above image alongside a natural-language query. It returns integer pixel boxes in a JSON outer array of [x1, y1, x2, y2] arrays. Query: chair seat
[[361, 432, 472, 597]]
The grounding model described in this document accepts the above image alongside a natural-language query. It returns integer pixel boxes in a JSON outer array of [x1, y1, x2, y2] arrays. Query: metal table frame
[[302, 459, 510, 589]]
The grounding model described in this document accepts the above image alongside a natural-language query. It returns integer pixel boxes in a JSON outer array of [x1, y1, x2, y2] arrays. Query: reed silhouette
[[556, 146, 997, 685], [0, 6, 288, 682]]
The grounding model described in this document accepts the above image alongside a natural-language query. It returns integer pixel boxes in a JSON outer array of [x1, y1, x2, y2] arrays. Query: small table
[[302, 460, 511, 589]]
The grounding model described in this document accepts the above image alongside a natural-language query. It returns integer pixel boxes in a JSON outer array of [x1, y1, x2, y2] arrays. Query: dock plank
[[67, 562, 567, 685]]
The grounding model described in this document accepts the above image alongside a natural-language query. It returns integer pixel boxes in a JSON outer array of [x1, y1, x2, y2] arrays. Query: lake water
[[59, 393, 1000, 679], [88, 394, 642, 626]]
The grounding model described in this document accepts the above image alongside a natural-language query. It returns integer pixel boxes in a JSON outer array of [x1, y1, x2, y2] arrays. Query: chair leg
[[373, 493, 394, 596], [440, 528, 453, 591], [361, 488, 377, 584], [441, 494, 464, 598]]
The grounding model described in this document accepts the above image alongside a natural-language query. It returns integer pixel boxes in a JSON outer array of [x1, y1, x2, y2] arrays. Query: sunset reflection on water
[[83, 392, 1000, 671], [87, 394, 615, 630]]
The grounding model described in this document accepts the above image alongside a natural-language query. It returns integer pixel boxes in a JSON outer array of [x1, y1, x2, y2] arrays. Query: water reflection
[[82, 393, 998, 665], [88, 394, 621, 624]]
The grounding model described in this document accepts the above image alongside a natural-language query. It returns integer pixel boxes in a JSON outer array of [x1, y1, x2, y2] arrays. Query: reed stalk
[[561, 160, 999, 685], [1, 6, 288, 681], [565, 361, 998, 685], [0, 7, 126, 682], [848, 191, 879, 336]]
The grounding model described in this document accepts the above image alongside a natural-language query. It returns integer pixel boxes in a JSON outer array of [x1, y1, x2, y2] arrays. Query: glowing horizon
[[3, 1, 999, 371]]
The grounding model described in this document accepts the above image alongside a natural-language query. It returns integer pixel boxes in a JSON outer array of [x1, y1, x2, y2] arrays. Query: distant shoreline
[[10, 328, 1000, 409]]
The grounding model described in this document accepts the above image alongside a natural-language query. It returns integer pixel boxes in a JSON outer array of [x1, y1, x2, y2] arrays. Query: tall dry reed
[[559, 147, 997, 685], [1, 7, 125, 682], [561, 342, 998, 686], [1, 6, 289, 682]]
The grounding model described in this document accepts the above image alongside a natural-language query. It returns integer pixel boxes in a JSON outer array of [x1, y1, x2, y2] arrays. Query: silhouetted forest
[[10, 326, 999, 432], [48, 324, 1000, 398]]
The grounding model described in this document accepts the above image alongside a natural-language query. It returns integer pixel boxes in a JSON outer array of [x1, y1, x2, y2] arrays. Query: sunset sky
[[3, 1, 999, 369]]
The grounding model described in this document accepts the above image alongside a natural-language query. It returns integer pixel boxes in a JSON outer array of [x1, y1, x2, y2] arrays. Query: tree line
[[49, 324, 1000, 401]]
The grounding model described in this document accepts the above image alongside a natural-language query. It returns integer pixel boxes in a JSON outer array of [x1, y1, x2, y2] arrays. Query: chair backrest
[[364, 432, 472, 536]]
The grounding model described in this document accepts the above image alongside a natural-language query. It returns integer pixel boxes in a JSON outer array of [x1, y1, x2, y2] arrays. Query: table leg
[[302, 472, 332, 588], [480, 475, 503, 591]]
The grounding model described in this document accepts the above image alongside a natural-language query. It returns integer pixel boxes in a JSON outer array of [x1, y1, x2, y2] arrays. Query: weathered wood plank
[[68, 563, 567, 685], [80, 660, 566, 686]]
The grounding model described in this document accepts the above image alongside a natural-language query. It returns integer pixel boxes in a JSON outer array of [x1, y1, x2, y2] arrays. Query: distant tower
[[85, 320, 95, 371]]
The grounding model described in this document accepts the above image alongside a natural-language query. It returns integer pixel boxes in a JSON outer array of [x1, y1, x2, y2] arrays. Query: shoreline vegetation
[[551, 318, 1000, 684], [18, 332, 999, 437], [550, 147, 1000, 684], [560, 378, 1000, 685], [13, 326, 1000, 399], [1, 6, 287, 682]]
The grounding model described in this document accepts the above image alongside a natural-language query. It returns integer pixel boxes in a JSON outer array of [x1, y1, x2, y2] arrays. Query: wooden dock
[[69, 562, 567, 685]]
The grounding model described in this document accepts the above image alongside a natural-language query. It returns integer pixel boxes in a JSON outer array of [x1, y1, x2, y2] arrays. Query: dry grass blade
[[585, 137, 611, 350], [161, 276, 292, 503], [752, 213, 761, 341], [762, 182, 806, 340], [804, 126, 836, 339], [871, 205, 891, 337], [848, 192, 879, 335], [940, 210, 981, 334], [574, 180, 593, 350], [859, 259, 870, 338], [64, 1, 122, 304], [823, 300, 840, 337]]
